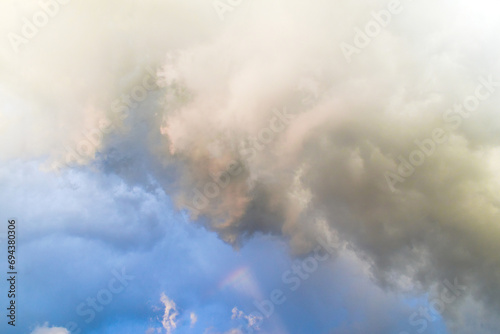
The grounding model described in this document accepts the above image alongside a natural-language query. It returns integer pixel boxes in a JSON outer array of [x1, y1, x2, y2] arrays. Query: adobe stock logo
[[7, 0, 72, 54], [340, 0, 410, 63], [385, 75, 498, 192], [64, 268, 135, 334], [236, 235, 338, 333], [212, 0, 246, 21], [399, 278, 467, 334]]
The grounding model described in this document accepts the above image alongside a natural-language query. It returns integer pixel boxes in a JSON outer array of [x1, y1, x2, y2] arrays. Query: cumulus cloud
[[3, 0, 500, 331], [147, 0, 500, 327]]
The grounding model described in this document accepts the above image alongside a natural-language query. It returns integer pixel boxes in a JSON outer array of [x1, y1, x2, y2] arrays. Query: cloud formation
[[148, 0, 500, 326], [160, 293, 179, 334], [2, 0, 500, 332]]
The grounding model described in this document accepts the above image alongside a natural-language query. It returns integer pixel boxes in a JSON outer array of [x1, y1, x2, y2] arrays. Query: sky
[[1, 0, 500, 333]]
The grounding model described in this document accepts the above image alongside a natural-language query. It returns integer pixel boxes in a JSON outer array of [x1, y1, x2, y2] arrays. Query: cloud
[[0, 158, 452, 333], [0, 0, 219, 163], [231, 306, 264, 330], [190, 312, 198, 327], [223, 329, 243, 334], [136, 0, 500, 328], [160, 293, 179, 334], [30, 323, 69, 334], [231, 306, 263, 331], [2, 0, 500, 332]]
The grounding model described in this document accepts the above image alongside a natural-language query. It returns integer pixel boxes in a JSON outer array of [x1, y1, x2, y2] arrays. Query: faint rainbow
[[217, 266, 250, 291]]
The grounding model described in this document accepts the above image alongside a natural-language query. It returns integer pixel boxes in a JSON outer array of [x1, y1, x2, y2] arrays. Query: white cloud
[[160, 293, 179, 334], [231, 307, 263, 331], [190, 312, 198, 327], [30, 323, 69, 334]]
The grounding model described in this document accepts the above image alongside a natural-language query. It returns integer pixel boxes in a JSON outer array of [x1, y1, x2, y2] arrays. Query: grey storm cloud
[[2, 0, 500, 331], [149, 0, 500, 326]]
